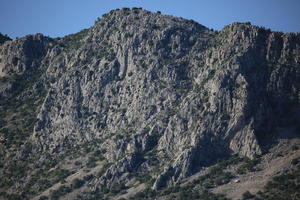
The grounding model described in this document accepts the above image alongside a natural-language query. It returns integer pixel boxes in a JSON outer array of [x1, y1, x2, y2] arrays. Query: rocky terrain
[[0, 8, 299, 200]]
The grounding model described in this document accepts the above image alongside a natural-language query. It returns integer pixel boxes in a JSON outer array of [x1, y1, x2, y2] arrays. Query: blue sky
[[1, 0, 299, 38]]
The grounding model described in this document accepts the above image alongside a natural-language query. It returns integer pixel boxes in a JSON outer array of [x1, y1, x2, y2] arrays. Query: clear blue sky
[[1, 0, 299, 38]]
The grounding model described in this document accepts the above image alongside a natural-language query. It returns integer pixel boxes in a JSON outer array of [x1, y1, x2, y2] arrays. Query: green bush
[[257, 166, 300, 200], [50, 185, 72, 200], [242, 191, 255, 199], [83, 174, 94, 181], [51, 169, 72, 181], [110, 183, 127, 194], [87, 156, 97, 168], [71, 178, 85, 189], [237, 157, 261, 174], [39, 196, 49, 200], [291, 157, 299, 165], [62, 29, 89, 50], [74, 161, 82, 166], [0, 33, 11, 44]]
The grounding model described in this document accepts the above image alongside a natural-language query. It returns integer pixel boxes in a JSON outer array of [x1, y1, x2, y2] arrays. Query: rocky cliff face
[[0, 8, 299, 200]]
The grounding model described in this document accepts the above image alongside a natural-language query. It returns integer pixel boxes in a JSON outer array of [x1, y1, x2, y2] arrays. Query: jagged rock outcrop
[[94, 152, 144, 190], [0, 8, 299, 198], [0, 34, 53, 77]]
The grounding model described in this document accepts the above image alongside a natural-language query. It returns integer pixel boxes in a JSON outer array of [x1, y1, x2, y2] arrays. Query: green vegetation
[[49, 185, 72, 200], [86, 156, 97, 168], [193, 83, 202, 93], [291, 157, 299, 165], [236, 157, 261, 174], [151, 24, 160, 30], [148, 40, 154, 46], [0, 66, 47, 147], [96, 162, 112, 178], [128, 156, 253, 200], [191, 159, 236, 189], [175, 188, 228, 200], [256, 164, 300, 200], [122, 7, 130, 11], [34, 177, 85, 200], [242, 191, 255, 199], [0, 73, 46, 147], [132, 7, 141, 14], [75, 161, 82, 166], [166, 107, 177, 117], [121, 7, 131, 15], [110, 183, 128, 195], [3, 139, 110, 199], [39, 196, 49, 200], [0, 62, 51, 198], [62, 28, 89, 50], [0, 192, 24, 200], [208, 69, 216, 79], [0, 33, 11, 44], [83, 182, 128, 199], [128, 184, 228, 200], [129, 188, 157, 200], [71, 178, 85, 189], [83, 174, 95, 182]]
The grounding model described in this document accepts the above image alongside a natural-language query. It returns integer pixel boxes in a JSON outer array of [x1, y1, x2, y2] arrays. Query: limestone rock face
[[0, 8, 299, 193], [0, 34, 53, 77]]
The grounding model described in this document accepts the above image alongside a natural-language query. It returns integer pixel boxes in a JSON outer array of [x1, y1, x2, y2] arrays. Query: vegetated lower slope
[[0, 7, 299, 200]]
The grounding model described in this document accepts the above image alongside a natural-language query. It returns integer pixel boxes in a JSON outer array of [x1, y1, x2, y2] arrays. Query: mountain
[[0, 8, 299, 200]]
